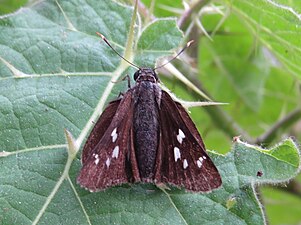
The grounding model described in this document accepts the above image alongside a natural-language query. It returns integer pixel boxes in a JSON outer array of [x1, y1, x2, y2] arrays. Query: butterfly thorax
[[133, 68, 161, 180]]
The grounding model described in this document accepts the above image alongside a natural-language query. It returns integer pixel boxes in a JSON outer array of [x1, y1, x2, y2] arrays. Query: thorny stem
[[178, 0, 210, 29], [137, 0, 156, 23], [256, 108, 301, 146]]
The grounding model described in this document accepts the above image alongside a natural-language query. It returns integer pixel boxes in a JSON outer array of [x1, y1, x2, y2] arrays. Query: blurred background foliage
[[0, 0, 28, 15], [0, 0, 300, 224]]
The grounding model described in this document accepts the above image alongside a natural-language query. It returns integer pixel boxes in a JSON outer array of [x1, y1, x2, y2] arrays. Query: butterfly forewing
[[155, 91, 222, 192], [77, 91, 137, 191], [81, 99, 121, 164]]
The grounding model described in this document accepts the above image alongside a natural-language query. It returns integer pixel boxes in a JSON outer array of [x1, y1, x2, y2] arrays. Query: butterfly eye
[[133, 70, 140, 81]]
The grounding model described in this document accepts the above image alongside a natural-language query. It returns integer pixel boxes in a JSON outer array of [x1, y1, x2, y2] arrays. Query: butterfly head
[[134, 68, 158, 83]]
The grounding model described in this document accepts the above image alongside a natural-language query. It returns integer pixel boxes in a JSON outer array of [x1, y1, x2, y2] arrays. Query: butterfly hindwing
[[77, 91, 139, 191], [154, 91, 222, 192]]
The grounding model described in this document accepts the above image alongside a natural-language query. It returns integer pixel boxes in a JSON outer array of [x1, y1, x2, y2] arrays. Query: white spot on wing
[[105, 158, 110, 168], [179, 129, 185, 138], [177, 129, 185, 144], [197, 156, 204, 168], [112, 134, 117, 142], [112, 146, 119, 158], [111, 128, 118, 142], [174, 147, 181, 162], [183, 159, 188, 169], [95, 158, 100, 165], [111, 128, 117, 136]]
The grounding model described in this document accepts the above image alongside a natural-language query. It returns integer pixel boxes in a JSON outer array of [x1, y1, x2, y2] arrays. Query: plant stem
[[178, 0, 210, 29], [256, 108, 301, 146]]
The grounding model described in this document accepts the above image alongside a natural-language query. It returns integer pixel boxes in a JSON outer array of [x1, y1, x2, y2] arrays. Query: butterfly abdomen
[[133, 78, 161, 180]]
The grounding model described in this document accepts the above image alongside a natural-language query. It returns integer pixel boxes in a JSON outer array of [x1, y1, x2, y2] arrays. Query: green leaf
[[229, 0, 301, 79], [135, 19, 183, 68], [0, 0, 27, 15], [0, 0, 300, 225]]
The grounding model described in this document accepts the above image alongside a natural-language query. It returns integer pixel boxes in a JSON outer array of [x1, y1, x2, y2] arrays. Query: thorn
[[96, 32, 105, 40], [232, 135, 241, 142], [187, 40, 194, 47]]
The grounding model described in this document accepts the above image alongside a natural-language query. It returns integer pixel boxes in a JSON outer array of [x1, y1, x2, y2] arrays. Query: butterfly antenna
[[154, 40, 194, 70], [96, 32, 140, 70]]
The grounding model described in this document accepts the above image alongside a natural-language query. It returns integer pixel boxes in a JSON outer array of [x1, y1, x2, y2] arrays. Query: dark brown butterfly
[[77, 34, 222, 192]]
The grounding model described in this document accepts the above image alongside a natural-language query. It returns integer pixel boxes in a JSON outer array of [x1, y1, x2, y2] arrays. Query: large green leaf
[[0, 1, 300, 224]]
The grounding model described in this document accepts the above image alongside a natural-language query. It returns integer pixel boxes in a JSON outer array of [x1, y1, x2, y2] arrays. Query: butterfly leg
[[121, 74, 131, 88], [111, 74, 131, 88]]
